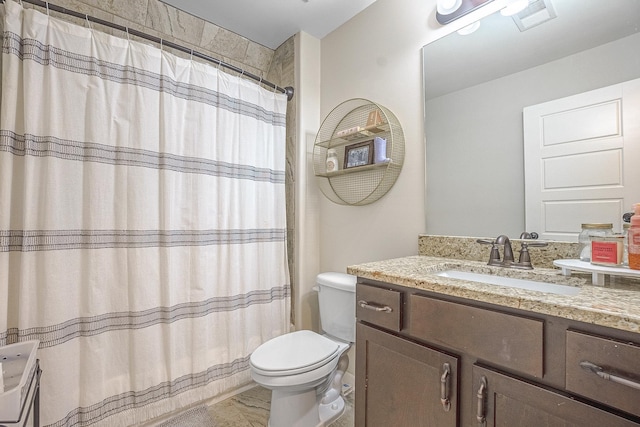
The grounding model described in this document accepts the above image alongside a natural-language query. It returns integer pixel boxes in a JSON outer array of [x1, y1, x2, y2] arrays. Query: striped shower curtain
[[0, 1, 290, 426]]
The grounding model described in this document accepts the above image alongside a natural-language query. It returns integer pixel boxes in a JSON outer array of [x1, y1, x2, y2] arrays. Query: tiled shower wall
[[21, 0, 299, 321], [25, 0, 276, 76], [267, 37, 297, 323]]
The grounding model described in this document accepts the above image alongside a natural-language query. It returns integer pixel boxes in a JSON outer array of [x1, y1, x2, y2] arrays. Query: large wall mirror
[[423, 0, 640, 240]]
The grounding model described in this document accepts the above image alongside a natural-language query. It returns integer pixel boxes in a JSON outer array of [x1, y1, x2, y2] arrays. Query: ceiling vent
[[512, 0, 557, 31]]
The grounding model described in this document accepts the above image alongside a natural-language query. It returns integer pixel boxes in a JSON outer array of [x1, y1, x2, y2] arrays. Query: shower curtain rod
[[5, 0, 295, 101]]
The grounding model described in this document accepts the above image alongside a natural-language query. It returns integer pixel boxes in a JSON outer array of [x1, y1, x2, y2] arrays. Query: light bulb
[[500, 0, 530, 16], [437, 0, 463, 15], [457, 21, 481, 36]]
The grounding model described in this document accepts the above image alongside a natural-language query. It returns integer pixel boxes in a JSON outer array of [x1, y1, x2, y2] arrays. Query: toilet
[[250, 272, 356, 427]]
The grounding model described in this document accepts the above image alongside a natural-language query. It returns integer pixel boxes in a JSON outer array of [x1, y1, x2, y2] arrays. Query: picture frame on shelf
[[344, 140, 374, 169]]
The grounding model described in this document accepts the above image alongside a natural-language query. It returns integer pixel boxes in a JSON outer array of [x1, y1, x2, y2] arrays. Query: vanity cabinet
[[355, 280, 640, 427]]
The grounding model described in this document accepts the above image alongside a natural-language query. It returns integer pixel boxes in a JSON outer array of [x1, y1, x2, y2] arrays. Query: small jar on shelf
[[578, 223, 613, 262], [325, 149, 339, 173]]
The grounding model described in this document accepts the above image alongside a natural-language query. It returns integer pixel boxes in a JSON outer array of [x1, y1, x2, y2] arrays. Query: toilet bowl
[[249, 272, 356, 427]]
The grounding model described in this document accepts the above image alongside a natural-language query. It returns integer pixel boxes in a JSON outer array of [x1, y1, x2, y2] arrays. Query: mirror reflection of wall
[[423, 0, 640, 239]]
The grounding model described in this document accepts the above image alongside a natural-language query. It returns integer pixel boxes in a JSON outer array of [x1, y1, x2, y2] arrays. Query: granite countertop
[[347, 255, 640, 334]]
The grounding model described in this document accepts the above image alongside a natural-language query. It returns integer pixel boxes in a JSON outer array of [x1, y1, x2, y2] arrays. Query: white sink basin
[[436, 270, 580, 295], [0, 340, 39, 422]]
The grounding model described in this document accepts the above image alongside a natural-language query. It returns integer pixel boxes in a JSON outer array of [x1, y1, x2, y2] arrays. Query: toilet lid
[[250, 330, 340, 375]]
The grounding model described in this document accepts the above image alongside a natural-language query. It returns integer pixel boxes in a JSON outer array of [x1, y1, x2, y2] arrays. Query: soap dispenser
[[629, 203, 640, 270]]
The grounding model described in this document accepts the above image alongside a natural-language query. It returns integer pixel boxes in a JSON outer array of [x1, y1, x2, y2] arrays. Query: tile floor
[[207, 385, 354, 427]]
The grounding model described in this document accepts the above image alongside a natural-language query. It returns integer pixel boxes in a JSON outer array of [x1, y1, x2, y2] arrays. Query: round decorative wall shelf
[[313, 99, 405, 206]]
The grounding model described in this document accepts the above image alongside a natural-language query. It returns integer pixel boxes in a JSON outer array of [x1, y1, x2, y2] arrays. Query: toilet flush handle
[[358, 300, 393, 313]]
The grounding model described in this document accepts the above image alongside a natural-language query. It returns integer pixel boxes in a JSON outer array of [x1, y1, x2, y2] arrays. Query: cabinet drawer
[[356, 284, 402, 332], [408, 294, 544, 377], [566, 330, 640, 418]]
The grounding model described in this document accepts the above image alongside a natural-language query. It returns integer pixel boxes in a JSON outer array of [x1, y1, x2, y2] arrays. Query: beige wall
[[318, 0, 427, 274], [309, 0, 514, 377], [316, 0, 512, 274]]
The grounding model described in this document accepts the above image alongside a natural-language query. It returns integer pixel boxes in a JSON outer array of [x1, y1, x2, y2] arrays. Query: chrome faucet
[[476, 235, 513, 267], [477, 233, 547, 270]]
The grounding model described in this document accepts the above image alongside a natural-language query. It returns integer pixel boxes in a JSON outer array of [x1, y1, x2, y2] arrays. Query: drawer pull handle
[[476, 376, 487, 426], [580, 361, 640, 391], [358, 300, 393, 313], [440, 363, 451, 411]]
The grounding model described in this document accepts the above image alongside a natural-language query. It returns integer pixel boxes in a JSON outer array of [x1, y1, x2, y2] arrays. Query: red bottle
[[629, 203, 640, 270]]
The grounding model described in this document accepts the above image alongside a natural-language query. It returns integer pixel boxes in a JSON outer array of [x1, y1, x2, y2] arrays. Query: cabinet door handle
[[358, 300, 392, 313], [580, 361, 640, 391], [440, 363, 451, 411], [476, 376, 487, 426]]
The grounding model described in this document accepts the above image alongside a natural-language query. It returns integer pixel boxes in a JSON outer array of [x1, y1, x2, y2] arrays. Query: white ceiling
[[160, 0, 378, 49]]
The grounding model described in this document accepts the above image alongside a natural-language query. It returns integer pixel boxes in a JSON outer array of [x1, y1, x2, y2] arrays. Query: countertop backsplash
[[418, 234, 579, 270]]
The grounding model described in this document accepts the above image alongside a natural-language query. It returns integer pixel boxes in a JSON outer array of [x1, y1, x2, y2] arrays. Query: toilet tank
[[316, 272, 356, 343]]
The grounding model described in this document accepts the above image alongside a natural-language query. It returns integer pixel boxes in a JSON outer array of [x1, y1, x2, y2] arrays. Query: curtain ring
[[190, 49, 193, 61], [45, 1, 50, 15], [159, 38, 163, 51], [85, 14, 92, 30], [240, 69, 245, 78], [125, 27, 130, 41], [217, 60, 222, 70]]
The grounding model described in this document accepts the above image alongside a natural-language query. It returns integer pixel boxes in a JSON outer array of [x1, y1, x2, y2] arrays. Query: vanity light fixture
[[500, 0, 530, 16], [435, 0, 492, 25], [437, 0, 463, 16]]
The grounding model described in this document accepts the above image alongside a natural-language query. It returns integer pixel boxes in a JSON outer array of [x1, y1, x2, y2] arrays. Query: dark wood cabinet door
[[355, 323, 459, 427], [473, 365, 640, 427]]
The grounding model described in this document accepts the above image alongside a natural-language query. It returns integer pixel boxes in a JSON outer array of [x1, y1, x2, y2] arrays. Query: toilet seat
[[250, 330, 340, 376]]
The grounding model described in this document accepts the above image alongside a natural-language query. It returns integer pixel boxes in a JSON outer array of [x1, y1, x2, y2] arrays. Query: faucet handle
[[476, 238, 495, 245], [477, 239, 501, 265], [518, 244, 532, 266], [515, 241, 548, 269], [523, 241, 548, 248], [519, 231, 539, 239]]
